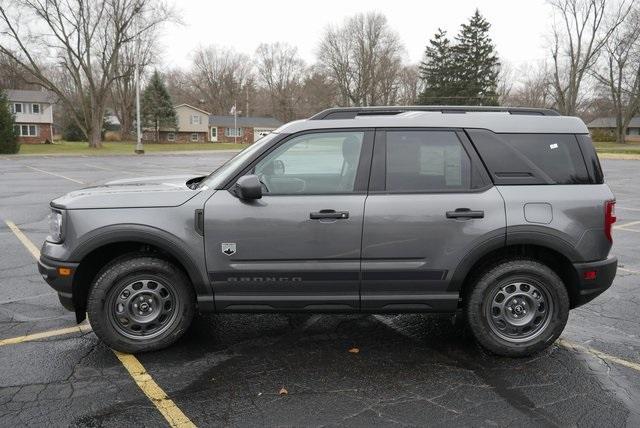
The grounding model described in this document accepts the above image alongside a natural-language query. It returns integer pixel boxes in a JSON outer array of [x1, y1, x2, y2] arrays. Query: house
[[143, 103, 283, 144], [209, 116, 282, 143], [144, 104, 210, 143], [6, 89, 55, 144], [587, 117, 640, 141]]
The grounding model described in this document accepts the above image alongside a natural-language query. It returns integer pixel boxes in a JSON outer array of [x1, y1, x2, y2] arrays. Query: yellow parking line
[[114, 352, 196, 427], [0, 324, 93, 346], [558, 339, 640, 373], [25, 165, 85, 184], [4, 220, 41, 258], [5, 219, 196, 428]]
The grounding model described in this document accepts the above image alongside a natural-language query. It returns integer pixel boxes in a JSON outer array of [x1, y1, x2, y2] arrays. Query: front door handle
[[310, 209, 349, 220], [446, 208, 484, 219]]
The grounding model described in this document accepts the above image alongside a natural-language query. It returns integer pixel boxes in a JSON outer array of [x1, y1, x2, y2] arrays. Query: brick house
[[143, 104, 282, 144], [209, 116, 282, 143], [6, 89, 55, 144], [144, 104, 210, 143]]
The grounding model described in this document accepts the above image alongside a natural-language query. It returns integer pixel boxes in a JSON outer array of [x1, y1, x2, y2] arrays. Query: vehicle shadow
[[131, 313, 632, 426]]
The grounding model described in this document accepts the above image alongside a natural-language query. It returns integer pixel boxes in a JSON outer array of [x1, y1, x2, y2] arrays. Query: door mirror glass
[[234, 175, 262, 200]]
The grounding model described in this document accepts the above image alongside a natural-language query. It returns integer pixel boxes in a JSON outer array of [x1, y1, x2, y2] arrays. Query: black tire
[[465, 259, 569, 357], [87, 255, 196, 353]]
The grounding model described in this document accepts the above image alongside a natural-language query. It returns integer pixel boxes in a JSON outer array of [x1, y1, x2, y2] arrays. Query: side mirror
[[234, 175, 262, 200]]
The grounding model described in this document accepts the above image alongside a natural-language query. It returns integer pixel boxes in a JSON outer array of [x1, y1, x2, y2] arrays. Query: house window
[[191, 133, 199, 142], [190, 115, 201, 125], [32, 104, 40, 114], [17, 124, 38, 136], [167, 132, 176, 142], [224, 127, 243, 137], [13, 103, 22, 114]]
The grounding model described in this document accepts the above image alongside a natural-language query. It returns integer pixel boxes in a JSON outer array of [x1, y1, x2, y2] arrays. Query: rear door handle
[[310, 209, 349, 220], [446, 208, 484, 219]]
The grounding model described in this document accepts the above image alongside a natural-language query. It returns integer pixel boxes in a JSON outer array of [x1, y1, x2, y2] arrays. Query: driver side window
[[253, 131, 364, 194]]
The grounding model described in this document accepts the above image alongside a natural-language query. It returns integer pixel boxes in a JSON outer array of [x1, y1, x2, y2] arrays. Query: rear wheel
[[87, 255, 195, 353], [466, 259, 569, 357]]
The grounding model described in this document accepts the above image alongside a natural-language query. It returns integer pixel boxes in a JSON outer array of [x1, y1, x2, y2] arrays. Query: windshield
[[197, 133, 279, 189]]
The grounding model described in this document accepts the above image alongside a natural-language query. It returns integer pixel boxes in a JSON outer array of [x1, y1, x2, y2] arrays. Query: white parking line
[[617, 206, 640, 212], [25, 166, 84, 184], [619, 267, 640, 274], [614, 220, 640, 230]]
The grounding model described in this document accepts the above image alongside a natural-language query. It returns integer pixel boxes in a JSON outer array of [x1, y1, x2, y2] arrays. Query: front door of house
[[210, 127, 218, 142]]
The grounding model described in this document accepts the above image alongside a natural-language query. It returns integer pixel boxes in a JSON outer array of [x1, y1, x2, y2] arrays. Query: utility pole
[[233, 101, 237, 144], [246, 85, 249, 117], [134, 23, 144, 154]]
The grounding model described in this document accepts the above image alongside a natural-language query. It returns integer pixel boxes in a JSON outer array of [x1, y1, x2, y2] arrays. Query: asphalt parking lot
[[1, 152, 639, 427]]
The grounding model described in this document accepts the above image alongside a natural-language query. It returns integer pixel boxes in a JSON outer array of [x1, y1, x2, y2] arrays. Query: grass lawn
[[594, 141, 640, 155], [18, 141, 246, 155]]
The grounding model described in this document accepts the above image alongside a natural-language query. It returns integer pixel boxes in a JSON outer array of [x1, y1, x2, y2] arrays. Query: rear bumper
[[37, 255, 78, 311], [572, 256, 617, 308]]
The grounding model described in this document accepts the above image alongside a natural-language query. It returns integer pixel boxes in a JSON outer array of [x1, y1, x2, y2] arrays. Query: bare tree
[[318, 12, 405, 106], [191, 46, 252, 115], [548, 0, 631, 115], [395, 65, 422, 105], [255, 42, 306, 121], [502, 62, 554, 108], [0, 0, 171, 148], [593, 6, 640, 142]]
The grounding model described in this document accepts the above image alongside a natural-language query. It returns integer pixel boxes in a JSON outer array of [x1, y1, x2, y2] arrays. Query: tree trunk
[[88, 116, 103, 148]]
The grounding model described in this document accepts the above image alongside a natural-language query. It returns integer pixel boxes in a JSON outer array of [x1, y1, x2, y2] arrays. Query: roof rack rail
[[309, 106, 560, 120]]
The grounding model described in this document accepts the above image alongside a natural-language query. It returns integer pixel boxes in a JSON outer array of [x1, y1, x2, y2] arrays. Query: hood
[[51, 175, 203, 210]]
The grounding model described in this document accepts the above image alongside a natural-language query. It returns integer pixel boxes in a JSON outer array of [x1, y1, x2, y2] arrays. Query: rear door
[[204, 129, 374, 311], [361, 129, 506, 311]]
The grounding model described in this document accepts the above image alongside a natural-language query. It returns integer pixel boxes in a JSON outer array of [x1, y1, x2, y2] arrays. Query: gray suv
[[38, 106, 617, 356]]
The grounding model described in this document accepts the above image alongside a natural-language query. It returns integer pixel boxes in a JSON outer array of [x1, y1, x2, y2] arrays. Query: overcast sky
[[159, 0, 553, 71]]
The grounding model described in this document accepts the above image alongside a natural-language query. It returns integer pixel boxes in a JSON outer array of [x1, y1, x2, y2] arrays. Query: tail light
[[604, 200, 616, 242]]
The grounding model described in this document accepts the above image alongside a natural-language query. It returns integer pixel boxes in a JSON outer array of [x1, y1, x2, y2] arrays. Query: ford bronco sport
[[38, 106, 617, 356]]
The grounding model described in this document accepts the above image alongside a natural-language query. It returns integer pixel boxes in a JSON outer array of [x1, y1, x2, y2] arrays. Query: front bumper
[[38, 255, 79, 311], [572, 256, 617, 308]]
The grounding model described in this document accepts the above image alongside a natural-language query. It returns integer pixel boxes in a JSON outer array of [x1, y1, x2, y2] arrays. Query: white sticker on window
[[550, 143, 558, 149]]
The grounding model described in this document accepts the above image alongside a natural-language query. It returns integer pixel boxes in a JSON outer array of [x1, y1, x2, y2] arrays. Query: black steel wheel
[[466, 259, 569, 357], [87, 255, 195, 353]]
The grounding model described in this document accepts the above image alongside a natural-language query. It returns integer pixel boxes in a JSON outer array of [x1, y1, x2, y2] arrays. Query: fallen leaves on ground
[[348, 347, 360, 354], [278, 387, 288, 395]]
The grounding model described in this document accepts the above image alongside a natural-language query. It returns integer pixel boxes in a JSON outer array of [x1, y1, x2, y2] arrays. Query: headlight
[[47, 210, 63, 243]]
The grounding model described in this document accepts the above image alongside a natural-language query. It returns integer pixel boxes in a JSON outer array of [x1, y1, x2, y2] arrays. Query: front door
[[361, 129, 505, 311], [210, 126, 218, 142], [204, 129, 374, 311]]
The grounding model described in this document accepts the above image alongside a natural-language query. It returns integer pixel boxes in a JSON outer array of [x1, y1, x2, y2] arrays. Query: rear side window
[[576, 134, 604, 184], [386, 131, 471, 192], [467, 130, 590, 185]]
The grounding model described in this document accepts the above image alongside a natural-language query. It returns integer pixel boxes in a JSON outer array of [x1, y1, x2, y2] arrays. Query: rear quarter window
[[467, 130, 590, 185]]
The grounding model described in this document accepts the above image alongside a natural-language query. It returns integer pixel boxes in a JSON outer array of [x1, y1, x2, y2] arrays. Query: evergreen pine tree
[[418, 29, 455, 105], [142, 71, 177, 142], [452, 9, 500, 105], [0, 90, 19, 154]]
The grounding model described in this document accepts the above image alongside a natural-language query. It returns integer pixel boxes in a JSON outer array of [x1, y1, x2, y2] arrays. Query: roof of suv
[[276, 107, 588, 135]]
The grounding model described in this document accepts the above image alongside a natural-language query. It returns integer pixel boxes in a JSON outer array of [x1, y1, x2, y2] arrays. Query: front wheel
[[466, 259, 569, 357], [87, 255, 196, 353]]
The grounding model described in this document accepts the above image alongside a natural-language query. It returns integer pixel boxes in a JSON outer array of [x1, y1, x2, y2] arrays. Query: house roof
[[209, 115, 282, 128], [4, 89, 56, 103], [174, 104, 211, 115], [588, 116, 640, 128]]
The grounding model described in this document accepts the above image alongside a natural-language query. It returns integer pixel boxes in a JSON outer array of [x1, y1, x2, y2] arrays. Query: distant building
[[209, 115, 282, 143], [143, 104, 282, 144], [588, 117, 640, 141], [5, 89, 55, 143]]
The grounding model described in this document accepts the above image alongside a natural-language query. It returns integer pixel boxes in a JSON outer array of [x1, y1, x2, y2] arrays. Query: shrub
[[590, 128, 616, 143], [0, 91, 19, 154]]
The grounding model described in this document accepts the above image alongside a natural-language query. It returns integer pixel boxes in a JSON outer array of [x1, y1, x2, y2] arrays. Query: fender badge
[[221, 243, 236, 256]]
